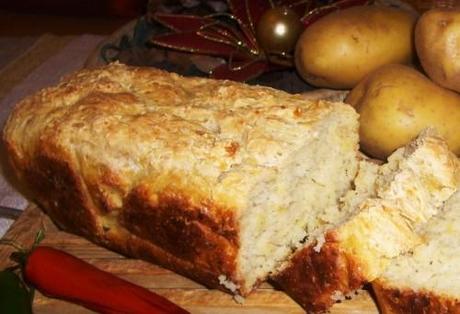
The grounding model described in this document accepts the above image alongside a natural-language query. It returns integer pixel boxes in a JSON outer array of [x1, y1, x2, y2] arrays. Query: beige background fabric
[[0, 34, 105, 236]]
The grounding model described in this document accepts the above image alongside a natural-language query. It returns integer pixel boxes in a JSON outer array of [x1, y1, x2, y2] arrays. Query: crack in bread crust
[[272, 231, 366, 312]]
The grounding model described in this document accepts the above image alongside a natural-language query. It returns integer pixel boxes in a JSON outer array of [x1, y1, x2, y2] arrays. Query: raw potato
[[415, 8, 460, 93], [345, 64, 460, 160], [295, 5, 417, 89]]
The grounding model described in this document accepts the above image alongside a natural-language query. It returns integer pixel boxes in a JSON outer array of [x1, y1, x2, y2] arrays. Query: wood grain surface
[[0, 205, 379, 313]]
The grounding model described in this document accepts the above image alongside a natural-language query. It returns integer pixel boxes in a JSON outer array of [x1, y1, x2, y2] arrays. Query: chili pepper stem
[[0, 230, 45, 313]]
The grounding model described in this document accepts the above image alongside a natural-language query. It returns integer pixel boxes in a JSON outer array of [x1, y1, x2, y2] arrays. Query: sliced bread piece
[[373, 189, 460, 314], [272, 130, 459, 312]]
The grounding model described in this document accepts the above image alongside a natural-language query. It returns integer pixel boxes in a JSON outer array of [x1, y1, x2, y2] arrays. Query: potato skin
[[415, 8, 460, 93], [345, 64, 460, 160], [295, 5, 417, 89]]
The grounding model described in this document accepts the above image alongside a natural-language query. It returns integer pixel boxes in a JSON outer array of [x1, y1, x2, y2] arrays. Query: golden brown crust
[[14, 149, 243, 294], [272, 231, 366, 312], [372, 281, 460, 314], [120, 184, 239, 282], [103, 225, 237, 292]]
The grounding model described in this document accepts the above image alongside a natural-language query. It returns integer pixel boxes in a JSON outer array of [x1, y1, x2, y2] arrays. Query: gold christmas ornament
[[256, 7, 303, 55]]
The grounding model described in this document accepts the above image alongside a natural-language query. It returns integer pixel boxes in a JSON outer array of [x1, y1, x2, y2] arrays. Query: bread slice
[[2, 63, 359, 296], [272, 130, 459, 312], [373, 189, 460, 314]]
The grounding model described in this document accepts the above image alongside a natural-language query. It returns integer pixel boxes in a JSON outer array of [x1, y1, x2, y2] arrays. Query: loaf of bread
[[272, 130, 459, 312], [2, 63, 360, 296], [373, 189, 460, 314]]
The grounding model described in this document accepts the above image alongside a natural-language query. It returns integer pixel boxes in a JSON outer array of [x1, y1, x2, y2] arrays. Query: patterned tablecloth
[[0, 34, 105, 237]]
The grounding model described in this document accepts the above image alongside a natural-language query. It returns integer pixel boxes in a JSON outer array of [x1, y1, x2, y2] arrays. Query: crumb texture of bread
[[2, 62, 359, 296], [373, 189, 460, 314], [273, 131, 459, 312]]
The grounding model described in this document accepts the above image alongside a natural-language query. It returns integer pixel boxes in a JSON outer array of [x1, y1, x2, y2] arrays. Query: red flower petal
[[151, 33, 237, 57], [245, 0, 273, 29], [210, 60, 269, 81], [153, 12, 259, 57], [199, 22, 253, 54], [227, 0, 272, 52]]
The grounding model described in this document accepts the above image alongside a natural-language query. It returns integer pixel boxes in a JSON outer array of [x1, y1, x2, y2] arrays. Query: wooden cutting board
[[0, 204, 379, 313]]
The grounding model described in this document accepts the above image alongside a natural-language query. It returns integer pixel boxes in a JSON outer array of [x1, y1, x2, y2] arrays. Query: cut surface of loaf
[[272, 130, 459, 312], [373, 189, 460, 314], [2, 63, 359, 296]]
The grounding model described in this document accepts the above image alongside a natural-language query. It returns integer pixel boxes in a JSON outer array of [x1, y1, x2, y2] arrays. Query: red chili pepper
[[23, 246, 189, 314]]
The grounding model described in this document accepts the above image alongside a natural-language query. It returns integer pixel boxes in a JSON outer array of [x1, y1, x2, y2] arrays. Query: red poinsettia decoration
[[150, 0, 369, 81]]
